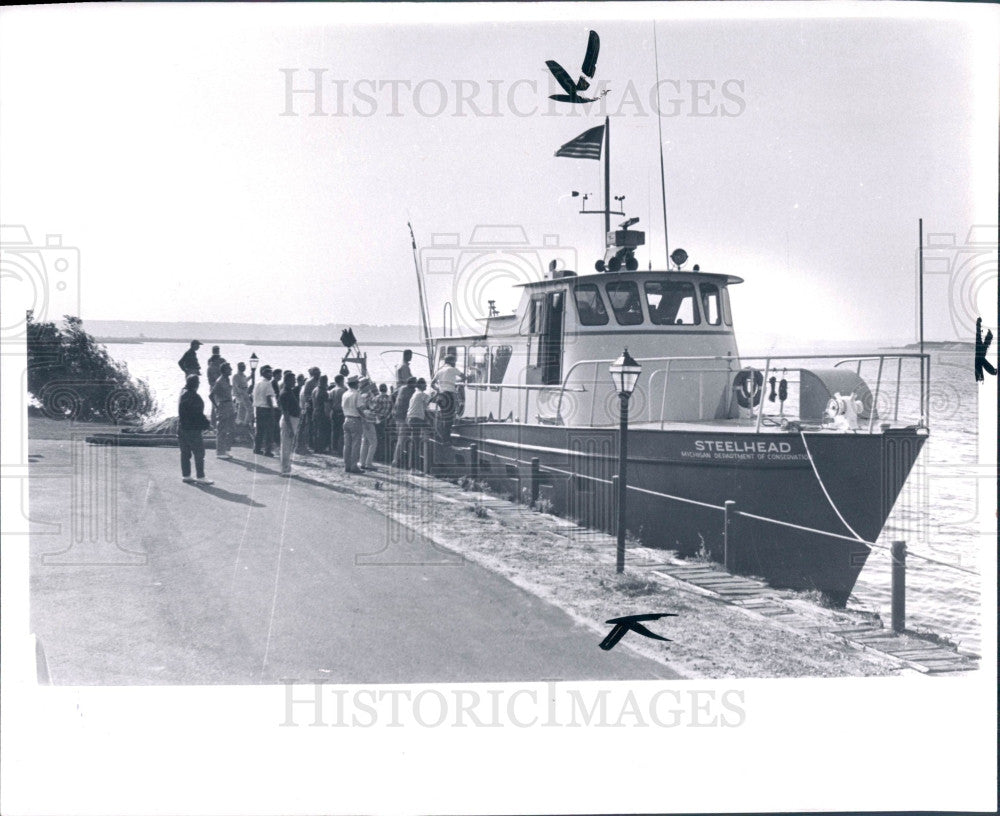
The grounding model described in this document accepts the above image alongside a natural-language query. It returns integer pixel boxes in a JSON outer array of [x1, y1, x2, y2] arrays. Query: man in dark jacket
[[178, 340, 202, 377], [298, 367, 320, 453], [178, 374, 213, 484]]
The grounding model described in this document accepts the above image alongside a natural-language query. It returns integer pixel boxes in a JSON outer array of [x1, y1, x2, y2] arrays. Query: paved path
[[29, 436, 677, 684]]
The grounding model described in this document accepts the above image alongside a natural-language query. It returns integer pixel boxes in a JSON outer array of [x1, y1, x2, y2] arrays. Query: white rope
[[799, 431, 865, 541]]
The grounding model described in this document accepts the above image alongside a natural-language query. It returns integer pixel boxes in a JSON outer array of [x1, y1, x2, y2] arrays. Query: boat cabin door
[[528, 291, 564, 385]]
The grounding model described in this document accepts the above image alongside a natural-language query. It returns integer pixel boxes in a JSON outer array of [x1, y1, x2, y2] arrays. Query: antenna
[[653, 20, 670, 267]]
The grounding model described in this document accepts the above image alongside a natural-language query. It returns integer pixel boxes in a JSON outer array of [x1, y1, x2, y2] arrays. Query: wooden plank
[[891, 650, 959, 660]]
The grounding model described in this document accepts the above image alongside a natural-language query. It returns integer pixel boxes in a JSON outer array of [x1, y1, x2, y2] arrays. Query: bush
[[26, 312, 156, 423]]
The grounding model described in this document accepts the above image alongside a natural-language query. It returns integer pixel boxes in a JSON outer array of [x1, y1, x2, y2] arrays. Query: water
[[107, 342, 984, 656]]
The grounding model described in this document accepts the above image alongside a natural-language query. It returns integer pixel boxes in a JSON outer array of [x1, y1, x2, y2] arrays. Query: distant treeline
[[85, 320, 423, 345], [97, 338, 422, 347]]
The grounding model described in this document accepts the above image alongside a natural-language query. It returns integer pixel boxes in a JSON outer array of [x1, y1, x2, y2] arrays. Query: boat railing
[[544, 352, 930, 432]]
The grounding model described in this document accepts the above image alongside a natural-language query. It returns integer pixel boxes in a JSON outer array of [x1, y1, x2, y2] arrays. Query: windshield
[[605, 281, 643, 325], [573, 283, 610, 326], [645, 280, 699, 325]]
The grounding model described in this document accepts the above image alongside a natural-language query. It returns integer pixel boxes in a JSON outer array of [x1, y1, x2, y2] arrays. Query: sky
[[1, 2, 997, 349]]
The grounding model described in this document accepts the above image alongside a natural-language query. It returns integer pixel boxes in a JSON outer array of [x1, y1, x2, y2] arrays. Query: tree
[[26, 312, 156, 423]]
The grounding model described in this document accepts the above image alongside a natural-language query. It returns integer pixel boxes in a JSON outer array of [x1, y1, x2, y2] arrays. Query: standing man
[[232, 362, 252, 428], [278, 370, 301, 477], [395, 349, 414, 389], [205, 346, 225, 428], [328, 374, 346, 456], [431, 353, 465, 445], [357, 378, 379, 471], [341, 375, 363, 474], [178, 374, 213, 484], [298, 367, 320, 453], [270, 369, 283, 442], [390, 376, 416, 468], [253, 365, 276, 457], [178, 340, 202, 377], [210, 362, 236, 459], [405, 378, 431, 471], [206, 346, 225, 387]]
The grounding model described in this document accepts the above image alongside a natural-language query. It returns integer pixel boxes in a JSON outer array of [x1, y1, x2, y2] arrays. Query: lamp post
[[609, 348, 641, 573], [249, 352, 259, 385]]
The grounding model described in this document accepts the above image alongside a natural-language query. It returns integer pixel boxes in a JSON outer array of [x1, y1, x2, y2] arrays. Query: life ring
[[734, 368, 764, 409]]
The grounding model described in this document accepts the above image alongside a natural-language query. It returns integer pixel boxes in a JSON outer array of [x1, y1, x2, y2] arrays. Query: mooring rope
[[799, 431, 866, 541]]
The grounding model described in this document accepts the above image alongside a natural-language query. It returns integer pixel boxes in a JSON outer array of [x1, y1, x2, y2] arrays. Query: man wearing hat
[[341, 374, 363, 473], [252, 364, 276, 456], [178, 340, 202, 377]]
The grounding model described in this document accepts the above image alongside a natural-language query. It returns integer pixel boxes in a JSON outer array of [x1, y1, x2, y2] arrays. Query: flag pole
[[603, 115, 610, 250]]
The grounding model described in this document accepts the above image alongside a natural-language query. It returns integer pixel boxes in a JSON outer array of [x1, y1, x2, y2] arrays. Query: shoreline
[[27, 416, 977, 679]]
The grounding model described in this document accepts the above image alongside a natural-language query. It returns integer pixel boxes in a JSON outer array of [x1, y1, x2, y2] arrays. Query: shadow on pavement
[[191, 482, 266, 508], [222, 456, 356, 496]]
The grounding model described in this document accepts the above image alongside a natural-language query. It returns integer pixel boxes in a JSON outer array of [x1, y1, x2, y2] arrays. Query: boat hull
[[451, 422, 925, 605]]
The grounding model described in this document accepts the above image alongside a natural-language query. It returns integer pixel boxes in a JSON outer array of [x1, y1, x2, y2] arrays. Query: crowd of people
[[176, 342, 465, 481]]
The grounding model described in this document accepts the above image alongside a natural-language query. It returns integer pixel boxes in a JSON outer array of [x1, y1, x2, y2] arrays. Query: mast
[[918, 217, 924, 357], [408, 221, 435, 374], [653, 21, 670, 265]]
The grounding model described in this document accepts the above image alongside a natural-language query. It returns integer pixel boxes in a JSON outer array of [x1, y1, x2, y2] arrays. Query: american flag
[[554, 125, 604, 160]]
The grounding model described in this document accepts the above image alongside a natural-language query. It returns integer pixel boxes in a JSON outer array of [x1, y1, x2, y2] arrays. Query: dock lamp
[[249, 353, 259, 386], [610, 348, 641, 573]]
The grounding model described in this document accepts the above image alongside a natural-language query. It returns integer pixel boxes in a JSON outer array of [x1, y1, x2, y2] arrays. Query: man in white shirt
[[431, 354, 464, 445], [341, 375, 364, 474], [252, 365, 276, 457]]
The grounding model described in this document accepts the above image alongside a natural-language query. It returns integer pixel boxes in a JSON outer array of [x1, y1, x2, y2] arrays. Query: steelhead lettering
[[694, 440, 793, 454]]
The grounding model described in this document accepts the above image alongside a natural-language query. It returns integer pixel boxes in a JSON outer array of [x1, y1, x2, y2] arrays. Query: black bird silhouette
[[599, 613, 676, 651], [975, 317, 996, 383], [546, 30, 608, 103]]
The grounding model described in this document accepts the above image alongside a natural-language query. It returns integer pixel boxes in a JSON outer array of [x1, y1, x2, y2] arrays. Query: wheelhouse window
[[721, 286, 733, 326], [645, 281, 699, 325], [699, 283, 721, 326], [490, 345, 513, 383], [467, 344, 489, 384], [528, 296, 545, 333], [573, 283, 609, 326], [605, 281, 644, 326]]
